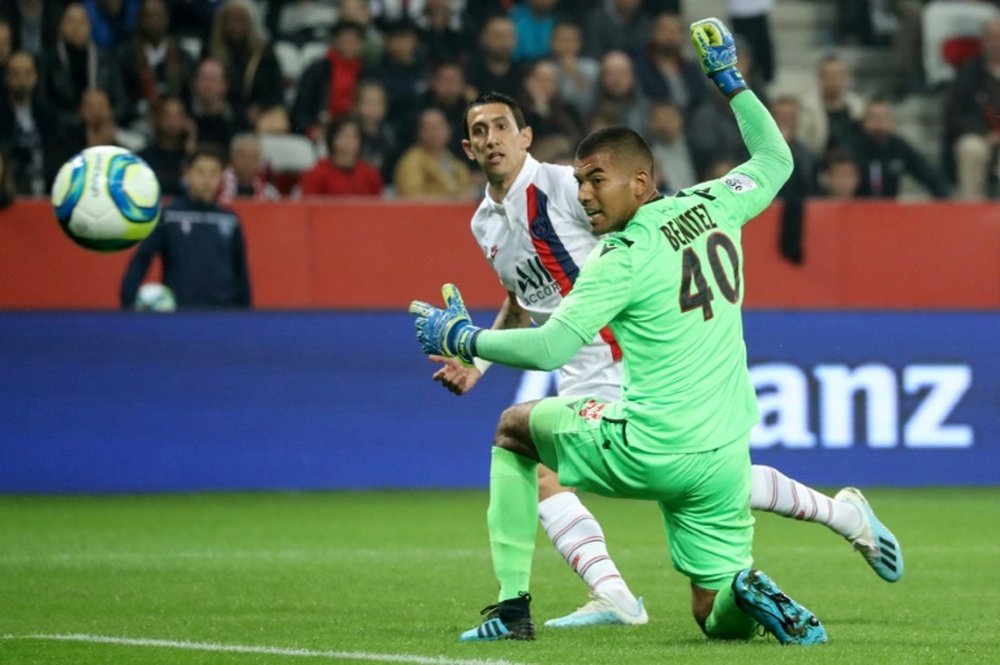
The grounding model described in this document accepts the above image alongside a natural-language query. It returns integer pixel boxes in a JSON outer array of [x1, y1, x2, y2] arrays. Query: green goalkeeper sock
[[704, 580, 758, 639], [487, 446, 539, 602]]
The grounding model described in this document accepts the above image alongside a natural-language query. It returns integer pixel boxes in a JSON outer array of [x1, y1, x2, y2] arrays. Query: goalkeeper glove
[[691, 18, 746, 97], [408, 283, 481, 367]]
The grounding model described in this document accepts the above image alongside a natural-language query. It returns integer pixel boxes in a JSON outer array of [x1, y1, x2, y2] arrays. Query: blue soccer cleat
[[732, 569, 828, 645], [544, 591, 648, 628], [459, 593, 534, 642], [835, 487, 904, 582]]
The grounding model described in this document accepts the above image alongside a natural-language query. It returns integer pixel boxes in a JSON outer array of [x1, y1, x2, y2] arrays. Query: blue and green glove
[[691, 18, 747, 97], [409, 284, 481, 367]]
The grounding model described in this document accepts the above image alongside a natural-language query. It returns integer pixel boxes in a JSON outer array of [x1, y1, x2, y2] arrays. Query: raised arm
[[410, 284, 588, 373], [691, 18, 793, 220]]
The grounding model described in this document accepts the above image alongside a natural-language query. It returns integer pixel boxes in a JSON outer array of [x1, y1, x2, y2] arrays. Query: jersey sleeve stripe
[[525, 183, 623, 362], [525, 183, 578, 296], [598, 325, 623, 361]]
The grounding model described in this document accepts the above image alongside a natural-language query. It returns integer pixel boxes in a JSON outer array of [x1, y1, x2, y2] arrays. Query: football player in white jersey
[[427, 92, 902, 629]]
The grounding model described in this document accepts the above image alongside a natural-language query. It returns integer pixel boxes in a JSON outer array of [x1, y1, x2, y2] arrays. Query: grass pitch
[[1, 489, 997, 664]]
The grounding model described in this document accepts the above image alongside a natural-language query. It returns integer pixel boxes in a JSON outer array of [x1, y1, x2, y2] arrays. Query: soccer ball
[[51, 145, 162, 252], [135, 283, 176, 312]]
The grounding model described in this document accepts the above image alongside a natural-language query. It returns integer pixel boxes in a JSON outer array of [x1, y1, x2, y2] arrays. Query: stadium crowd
[[0, 0, 997, 207]]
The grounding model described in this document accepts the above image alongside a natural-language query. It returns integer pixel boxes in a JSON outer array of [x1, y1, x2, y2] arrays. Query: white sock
[[749, 464, 863, 538], [538, 491, 639, 612]]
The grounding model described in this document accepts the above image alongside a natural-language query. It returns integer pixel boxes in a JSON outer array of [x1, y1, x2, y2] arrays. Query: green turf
[[1, 489, 997, 664]]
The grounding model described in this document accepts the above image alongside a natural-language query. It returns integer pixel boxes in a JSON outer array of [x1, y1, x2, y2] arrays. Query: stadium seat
[[274, 40, 304, 82], [260, 133, 317, 172], [259, 133, 318, 196], [941, 36, 981, 71], [923, 1, 1000, 85], [179, 36, 202, 62], [299, 41, 330, 70]]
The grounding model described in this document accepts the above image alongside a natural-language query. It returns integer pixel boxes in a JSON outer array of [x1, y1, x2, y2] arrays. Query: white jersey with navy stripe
[[470, 154, 623, 401]]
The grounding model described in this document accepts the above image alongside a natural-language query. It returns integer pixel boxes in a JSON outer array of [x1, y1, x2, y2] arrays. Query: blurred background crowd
[[0, 0, 997, 208]]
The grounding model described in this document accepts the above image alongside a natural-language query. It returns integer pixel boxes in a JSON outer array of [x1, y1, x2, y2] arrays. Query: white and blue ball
[[51, 145, 161, 252]]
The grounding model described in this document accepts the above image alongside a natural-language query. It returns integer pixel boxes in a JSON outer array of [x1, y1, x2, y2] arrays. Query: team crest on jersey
[[722, 173, 758, 193], [530, 215, 551, 239], [577, 399, 607, 422]]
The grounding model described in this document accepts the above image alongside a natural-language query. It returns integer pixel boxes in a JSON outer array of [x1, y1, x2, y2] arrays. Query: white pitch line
[[0, 634, 526, 665]]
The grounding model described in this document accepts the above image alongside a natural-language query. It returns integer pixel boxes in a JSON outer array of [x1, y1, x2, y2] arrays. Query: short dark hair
[[188, 143, 226, 168], [575, 126, 654, 174], [824, 147, 858, 170], [463, 91, 527, 139], [332, 20, 366, 39], [325, 115, 362, 152]]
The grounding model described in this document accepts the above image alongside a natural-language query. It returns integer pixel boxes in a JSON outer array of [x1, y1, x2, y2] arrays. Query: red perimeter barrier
[[1, 199, 997, 309]]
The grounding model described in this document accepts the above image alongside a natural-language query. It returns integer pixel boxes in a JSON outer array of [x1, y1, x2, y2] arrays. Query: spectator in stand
[[798, 54, 865, 157], [291, 20, 365, 137], [687, 83, 746, 178], [855, 96, 949, 199], [339, 0, 382, 68], [416, 59, 472, 161], [220, 132, 280, 201], [520, 58, 582, 147], [78, 88, 123, 148], [633, 12, 708, 119], [84, 0, 141, 49], [254, 104, 290, 133], [730, 0, 774, 84], [189, 57, 234, 150], [138, 95, 192, 196], [820, 147, 861, 199], [204, 0, 284, 132], [0, 18, 13, 73], [374, 18, 427, 138], [549, 21, 598, 127], [355, 78, 400, 183], [118, 0, 195, 131], [0, 50, 55, 196], [771, 94, 818, 264], [49, 88, 146, 178], [511, 0, 557, 62], [299, 115, 382, 196], [943, 17, 1000, 200], [588, 50, 651, 135], [42, 2, 127, 130], [417, 0, 472, 66], [0, 148, 15, 208], [394, 106, 470, 200], [121, 145, 252, 310], [771, 94, 819, 197], [118, 0, 194, 133], [466, 14, 521, 98], [646, 99, 696, 193], [0, 0, 62, 57], [582, 0, 652, 59]]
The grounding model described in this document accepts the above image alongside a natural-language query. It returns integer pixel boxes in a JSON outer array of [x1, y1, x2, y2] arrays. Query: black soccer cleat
[[458, 592, 535, 642]]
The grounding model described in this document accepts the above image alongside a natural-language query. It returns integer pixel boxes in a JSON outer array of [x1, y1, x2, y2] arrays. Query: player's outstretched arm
[[691, 17, 793, 213], [427, 291, 533, 395], [409, 284, 586, 372]]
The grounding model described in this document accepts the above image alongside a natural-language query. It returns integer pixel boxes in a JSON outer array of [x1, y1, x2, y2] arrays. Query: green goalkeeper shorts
[[529, 396, 754, 590]]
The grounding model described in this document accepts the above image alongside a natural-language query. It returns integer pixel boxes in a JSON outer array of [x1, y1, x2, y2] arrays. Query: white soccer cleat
[[543, 591, 648, 628], [836, 487, 904, 582]]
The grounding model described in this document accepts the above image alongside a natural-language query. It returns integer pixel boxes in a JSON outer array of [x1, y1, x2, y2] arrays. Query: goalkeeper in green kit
[[410, 18, 829, 645]]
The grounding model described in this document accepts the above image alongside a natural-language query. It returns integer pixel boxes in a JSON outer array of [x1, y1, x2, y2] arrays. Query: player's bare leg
[[537, 450, 646, 627], [749, 465, 903, 581]]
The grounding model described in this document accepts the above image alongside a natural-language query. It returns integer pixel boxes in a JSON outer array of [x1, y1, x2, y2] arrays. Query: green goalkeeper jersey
[[552, 91, 791, 453]]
